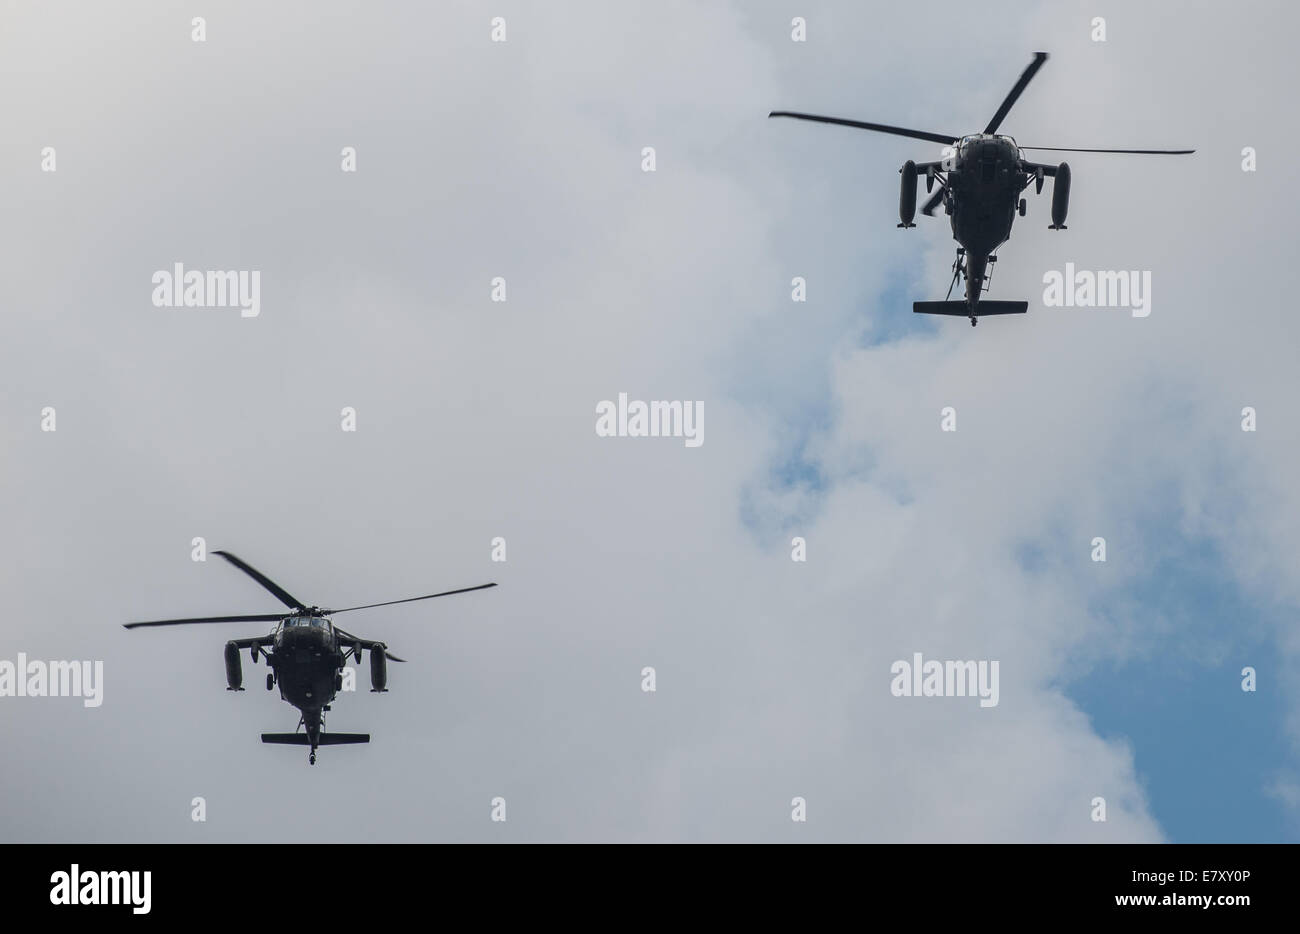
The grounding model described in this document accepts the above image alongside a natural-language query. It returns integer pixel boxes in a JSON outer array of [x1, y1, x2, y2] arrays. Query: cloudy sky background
[[1, 0, 1296, 841]]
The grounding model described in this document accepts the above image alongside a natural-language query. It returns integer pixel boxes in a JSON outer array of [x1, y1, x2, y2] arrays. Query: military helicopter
[[770, 52, 1193, 325], [124, 550, 496, 764]]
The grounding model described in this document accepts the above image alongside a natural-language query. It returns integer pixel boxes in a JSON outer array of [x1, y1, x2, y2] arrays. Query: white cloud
[[0, 0, 1294, 841]]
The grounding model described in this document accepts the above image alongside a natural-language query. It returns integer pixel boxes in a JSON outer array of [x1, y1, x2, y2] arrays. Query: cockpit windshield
[[283, 616, 330, 630]]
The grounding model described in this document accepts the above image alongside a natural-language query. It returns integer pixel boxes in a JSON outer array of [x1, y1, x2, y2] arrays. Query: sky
[[1, 0, 1297, 842]]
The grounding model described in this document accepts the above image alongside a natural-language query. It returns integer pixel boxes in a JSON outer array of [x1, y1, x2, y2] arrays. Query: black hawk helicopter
[[770, 52, 1193, 325], [124, 550, 496, 764]]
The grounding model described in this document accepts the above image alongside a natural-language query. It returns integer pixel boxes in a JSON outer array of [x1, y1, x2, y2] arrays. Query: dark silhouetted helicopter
[[770, 52, 1193, 326], [124, 550, 496, 764]]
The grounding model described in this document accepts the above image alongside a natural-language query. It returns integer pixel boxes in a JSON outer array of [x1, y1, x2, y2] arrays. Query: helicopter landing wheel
[[1018, 198, 1026, 217], [970, 316, 977, 327], [309, 753, 316, 765], [266, 673, 274, 691]]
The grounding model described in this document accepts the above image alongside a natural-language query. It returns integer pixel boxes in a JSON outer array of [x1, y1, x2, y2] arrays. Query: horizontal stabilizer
[[261, 733, 370, 745], [317, 733, 369, 745], [913, 300, 1028, 317], [261, 733, 311, 745]]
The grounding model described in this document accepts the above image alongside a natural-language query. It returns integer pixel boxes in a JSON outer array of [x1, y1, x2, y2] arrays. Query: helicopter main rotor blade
[[1020, 146, 1195, 154], [768, 112, 956, 146], [920, 186, 945, 217], [326, 582, 498, 615], [984, 51, 1048, 135], [945, 262, 962, 302], [329, 627, 408, 662], [213, 550, 306, 611], [124, 613, 285, 630]]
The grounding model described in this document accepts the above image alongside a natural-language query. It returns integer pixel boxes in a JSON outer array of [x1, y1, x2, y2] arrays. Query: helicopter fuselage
[[944, 134, 1023, 304], [268, 617, 343, 729]]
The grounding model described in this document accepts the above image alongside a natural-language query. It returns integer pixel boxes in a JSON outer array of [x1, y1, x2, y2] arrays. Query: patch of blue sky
[[1066, 534, 1293, 842]]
